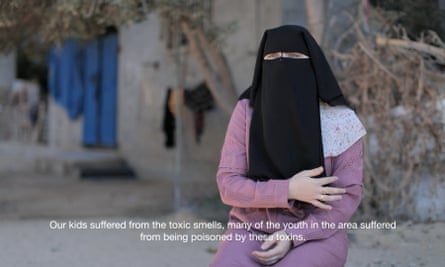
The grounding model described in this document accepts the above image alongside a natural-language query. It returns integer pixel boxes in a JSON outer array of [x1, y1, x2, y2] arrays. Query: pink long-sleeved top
[[217, 99, 365, 247]]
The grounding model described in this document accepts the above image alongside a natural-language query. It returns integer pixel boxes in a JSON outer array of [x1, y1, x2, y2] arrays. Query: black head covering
[[240, 25, 349, 181]]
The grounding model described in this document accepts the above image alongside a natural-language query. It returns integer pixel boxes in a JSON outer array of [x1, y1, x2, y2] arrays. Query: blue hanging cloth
[[48, 34, 117, 147], [48, 38, 84, 120]]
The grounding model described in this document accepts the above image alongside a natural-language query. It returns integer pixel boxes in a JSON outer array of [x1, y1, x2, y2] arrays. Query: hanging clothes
[[48, 38, 84, 120], [167, 88, 185, 116], [162, 88, 176, 148], [48, 32, 118, 147], [184, 82, 214, 143]]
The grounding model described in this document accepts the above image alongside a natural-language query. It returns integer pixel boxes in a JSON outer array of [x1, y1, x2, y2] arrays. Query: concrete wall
[[0, 52, 16, 89], [212, 0, 282, 92], [282, 0, 307, 27], [117, 0, 282, 203], [47, 98, 83, 150], [117, 14, 178, 183]]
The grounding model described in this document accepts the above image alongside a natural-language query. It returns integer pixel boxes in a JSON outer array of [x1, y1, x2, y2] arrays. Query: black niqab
[[240, 25, 349, 181]]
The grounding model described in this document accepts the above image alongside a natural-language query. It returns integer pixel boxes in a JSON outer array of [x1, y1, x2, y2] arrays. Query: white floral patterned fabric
[[320, 103, 366, 157]]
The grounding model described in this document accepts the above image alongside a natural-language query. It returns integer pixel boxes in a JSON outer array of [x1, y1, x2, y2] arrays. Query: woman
[[211, 25, 366, 266]]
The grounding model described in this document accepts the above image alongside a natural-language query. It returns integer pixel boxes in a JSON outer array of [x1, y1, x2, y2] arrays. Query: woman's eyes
[[263, 52, 309, 60], [264, 52, 282, 60]]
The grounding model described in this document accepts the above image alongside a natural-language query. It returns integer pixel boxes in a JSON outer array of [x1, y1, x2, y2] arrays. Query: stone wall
[[0, 52, 15, 90]]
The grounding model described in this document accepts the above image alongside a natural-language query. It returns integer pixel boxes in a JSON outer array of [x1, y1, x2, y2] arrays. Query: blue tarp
[[48, 38, 84, 120], [48, 34, 118, 147]]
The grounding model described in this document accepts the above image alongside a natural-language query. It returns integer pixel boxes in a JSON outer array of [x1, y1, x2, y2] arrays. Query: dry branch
[[195, 26, 238, 104], [376, 36, 445, 63], [330, 5, 445, 219], [357, 42, 400, 82]]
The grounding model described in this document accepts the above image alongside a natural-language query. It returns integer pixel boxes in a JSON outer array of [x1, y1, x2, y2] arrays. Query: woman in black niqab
[[212, 25, 366, 267], [240, 25, 350, 181]]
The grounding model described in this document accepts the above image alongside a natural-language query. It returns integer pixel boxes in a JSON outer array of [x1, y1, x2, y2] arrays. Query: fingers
[[252, 252, 280, 265], [311, 188, 345, 209], [299, 166, 324, 177], [319, 194, 342, 202], [289, 168, 346, 207], [252, 231, 292, 265], [252, 247, 279, 261], [316, 176, 338, 185], [252, 240, 290, 265], [311, 200, 333, 210], [260, 236, 277, 250], [321, 186, 347, 195]]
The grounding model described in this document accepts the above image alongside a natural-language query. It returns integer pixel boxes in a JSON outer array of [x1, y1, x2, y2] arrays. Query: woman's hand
[[252, 230, 291, 265], [288, 166, 346, 210]]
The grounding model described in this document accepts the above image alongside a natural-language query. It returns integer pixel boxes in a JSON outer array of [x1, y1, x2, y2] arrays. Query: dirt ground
[[0, 142, 444, 266]]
